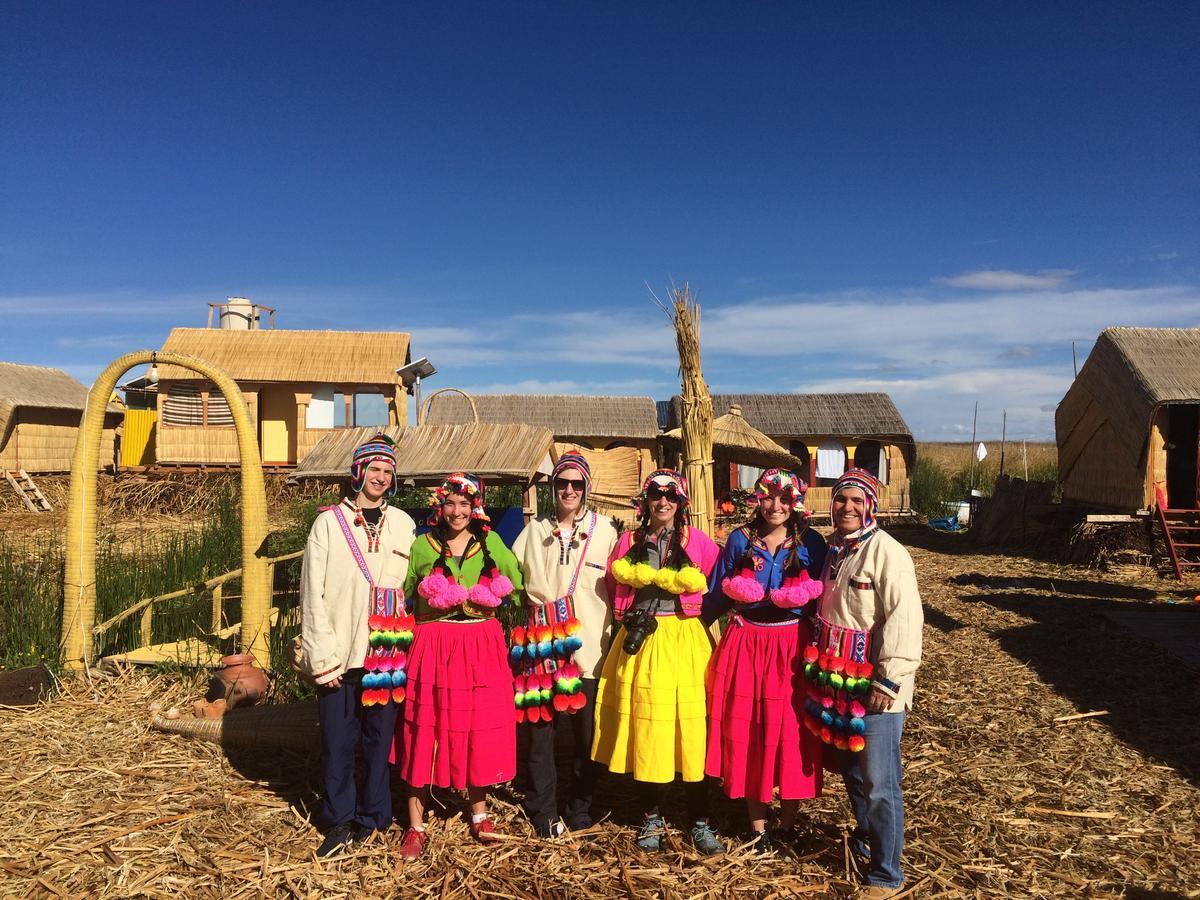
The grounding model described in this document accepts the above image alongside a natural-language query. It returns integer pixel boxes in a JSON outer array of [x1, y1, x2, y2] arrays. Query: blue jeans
[[317, 669, 399, 831], [837, 711, 905, 889]]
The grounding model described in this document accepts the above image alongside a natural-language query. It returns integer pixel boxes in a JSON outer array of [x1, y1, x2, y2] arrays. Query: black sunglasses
[[554, 477, 586, 492], [646, 487, 681, 502]]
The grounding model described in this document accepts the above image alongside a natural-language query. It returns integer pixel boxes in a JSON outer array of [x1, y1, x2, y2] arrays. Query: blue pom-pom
[[391, 670, 407, 687], [805, 700, 821, 717], [834, 715, 848, 732], [509, 646, 525, 664], [552, 639, 565, 656], [565, 636, 583, 652], [850, 716, 866, 735], [362, 673, 380, 689], [524, 644, 539, 660], [820, 710, 834, 726], [537, 640, 554, 658]]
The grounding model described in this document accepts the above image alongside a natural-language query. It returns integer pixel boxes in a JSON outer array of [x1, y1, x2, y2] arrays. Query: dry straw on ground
[[1, 529, 1198, 898]]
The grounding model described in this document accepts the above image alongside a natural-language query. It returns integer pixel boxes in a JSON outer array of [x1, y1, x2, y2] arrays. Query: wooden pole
[[1023, 440, 1029, 480], [999, 410, 1007, 478], [968, 401, 979, 491], [1072, 341, 1078, 377], [63, 351, 271, 670]]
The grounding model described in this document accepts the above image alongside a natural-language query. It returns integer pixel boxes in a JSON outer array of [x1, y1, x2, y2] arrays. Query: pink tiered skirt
[[705, 615, 823, 803], [396, 618, 516, 790]]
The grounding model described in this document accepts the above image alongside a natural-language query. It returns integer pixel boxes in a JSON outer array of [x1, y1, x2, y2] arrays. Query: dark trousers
[[636, 778, 710, 824], [522, 676, 601, 832], [317, 668, 399, 831]]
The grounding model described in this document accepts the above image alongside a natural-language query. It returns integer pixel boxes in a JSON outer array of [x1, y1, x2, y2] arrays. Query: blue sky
[[2, 2, 1197, 440]]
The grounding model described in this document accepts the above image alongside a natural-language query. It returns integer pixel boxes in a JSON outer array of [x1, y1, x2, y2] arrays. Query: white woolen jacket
[[299, 500, 416, 685], [820, 528, 924, 712], [513, 508, 619, 679]]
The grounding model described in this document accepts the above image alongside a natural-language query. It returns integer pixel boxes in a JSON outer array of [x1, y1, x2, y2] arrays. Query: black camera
[[621, 606, 659, 655]]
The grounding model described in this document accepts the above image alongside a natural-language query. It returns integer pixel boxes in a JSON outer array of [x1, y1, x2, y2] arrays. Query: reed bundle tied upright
[[669, 285, 714, 537]]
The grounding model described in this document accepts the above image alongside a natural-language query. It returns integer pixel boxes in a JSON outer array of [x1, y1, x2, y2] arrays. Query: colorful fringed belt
[[802, 614, 873, 752], [363, 587, 415, 706], [509, 513, 594, 721], [331, 504, 414, 707]]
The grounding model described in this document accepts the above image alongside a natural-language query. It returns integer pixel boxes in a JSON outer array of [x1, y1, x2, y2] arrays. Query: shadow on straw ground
[[960, 589, 1200, 787]]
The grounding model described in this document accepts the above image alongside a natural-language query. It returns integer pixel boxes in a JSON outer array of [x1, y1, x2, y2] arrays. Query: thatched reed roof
[[665, 393, 913, 440], [423, 394, 659, 440], [0, 361, 119, 440], [1057, 327, 1200, 465], [662, 405, 804, 470], [292, 423, 554, 483], [156, 329, 410, 385]]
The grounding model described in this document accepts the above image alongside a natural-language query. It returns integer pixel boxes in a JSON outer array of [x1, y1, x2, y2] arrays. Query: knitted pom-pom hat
[[350, 432, 398, 497]]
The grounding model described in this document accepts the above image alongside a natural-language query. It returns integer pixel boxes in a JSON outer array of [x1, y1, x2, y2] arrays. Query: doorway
[[1165, 404, 1199, 509], [259, 386, 297, 466]]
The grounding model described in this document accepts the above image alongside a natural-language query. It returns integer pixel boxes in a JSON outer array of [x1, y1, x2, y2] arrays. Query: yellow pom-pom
[[677, 566, 708, 594], [653, 567, 678, 591], [610, 557, 635, 585], [632, 563, 657, 588]]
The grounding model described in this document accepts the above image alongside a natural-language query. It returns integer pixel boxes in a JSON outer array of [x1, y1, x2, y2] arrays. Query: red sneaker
[[469, 817, 500, 843], [399, 828, 426, 860]]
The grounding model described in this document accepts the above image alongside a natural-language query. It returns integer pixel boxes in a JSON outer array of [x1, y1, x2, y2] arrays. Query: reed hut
[[663, 392, 915, 513], [154, 328, 411, 467], [0, 362, 120, 474], [293, 422, 555, 486], [661, 404, 804, 499], [1057, 327, 1200, 511], [117, 374, 157, 467], [422, 394, 659, 514]]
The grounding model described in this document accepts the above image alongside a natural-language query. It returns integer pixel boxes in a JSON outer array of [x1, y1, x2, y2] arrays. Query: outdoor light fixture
[[396, 357, 437, 425], [147, 351, 159, 385]]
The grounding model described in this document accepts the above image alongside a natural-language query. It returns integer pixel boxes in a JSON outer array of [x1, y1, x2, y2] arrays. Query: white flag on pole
[[976, 442, 988, 461]]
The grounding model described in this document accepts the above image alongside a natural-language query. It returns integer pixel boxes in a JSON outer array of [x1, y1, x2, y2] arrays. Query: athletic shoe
[[398, 828, 426, 860], [690, 819, 725, 856], [316, 823, 355, 858], [469, 817, 500, 843], [636, 813, 666, 852]]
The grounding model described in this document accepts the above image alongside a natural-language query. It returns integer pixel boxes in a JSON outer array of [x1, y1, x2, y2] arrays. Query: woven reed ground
[[2, 532, 1199, 898]]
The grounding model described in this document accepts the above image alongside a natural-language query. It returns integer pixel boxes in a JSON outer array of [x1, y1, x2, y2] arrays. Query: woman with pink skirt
[[396, 473, 524, 859], [703, 469, 827, 854]]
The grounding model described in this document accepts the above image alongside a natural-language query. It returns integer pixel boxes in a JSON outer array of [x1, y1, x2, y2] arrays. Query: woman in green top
[[396, 473, 524, 859]]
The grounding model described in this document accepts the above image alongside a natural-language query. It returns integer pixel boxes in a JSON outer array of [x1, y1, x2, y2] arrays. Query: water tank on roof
[[220, 297, 258, 330]]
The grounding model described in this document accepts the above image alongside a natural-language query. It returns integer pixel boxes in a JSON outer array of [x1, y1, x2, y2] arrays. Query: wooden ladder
[[1155, 503, 1200, 580], [5, 469, 52, 513]]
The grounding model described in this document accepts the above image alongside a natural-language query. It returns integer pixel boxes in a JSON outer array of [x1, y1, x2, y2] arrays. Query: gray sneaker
[[636, 813, 666, 851], [691, 819, 725, 856]]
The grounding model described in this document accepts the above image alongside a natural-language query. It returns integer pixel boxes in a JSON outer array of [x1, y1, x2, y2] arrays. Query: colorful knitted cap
[[830, 468, 880, 529], [428, 472, 490, 526], [552, 450, 592, 501], [749, 468, 807, 505], [350, 432, 398, 496], [633, 469, 690, 516]]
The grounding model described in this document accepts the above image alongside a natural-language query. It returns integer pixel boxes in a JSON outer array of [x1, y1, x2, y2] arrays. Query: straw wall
[[0, 412, 116, 473], [1060, 418, 1145, 510], [156, 425, 241, 465]]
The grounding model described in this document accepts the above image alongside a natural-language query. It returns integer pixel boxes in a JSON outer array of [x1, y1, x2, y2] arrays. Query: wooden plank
[[103, 638, 224, 668], [1086, 514, 1139, 523]]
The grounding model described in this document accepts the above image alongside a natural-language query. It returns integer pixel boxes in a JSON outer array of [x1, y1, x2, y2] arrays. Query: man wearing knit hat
[[299, 432, 416, 857], [812, 469, 922, 898], [513, 450, 619, 837]]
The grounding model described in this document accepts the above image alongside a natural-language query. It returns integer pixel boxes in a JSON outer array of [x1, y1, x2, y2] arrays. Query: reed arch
[[61, 351, 271, 670]]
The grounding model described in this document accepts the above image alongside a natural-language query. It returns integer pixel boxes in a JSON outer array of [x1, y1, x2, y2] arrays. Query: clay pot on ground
[[212, 653, 269, 710]]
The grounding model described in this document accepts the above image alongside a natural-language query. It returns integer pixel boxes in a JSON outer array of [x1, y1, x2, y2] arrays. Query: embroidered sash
[[332, 505, 414, 707], [801, 613, 873, 752], [510, 511, 595, 721]]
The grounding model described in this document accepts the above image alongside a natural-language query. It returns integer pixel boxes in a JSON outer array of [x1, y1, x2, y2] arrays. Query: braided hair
[[628, 506, 690, 571], [735, 507, 811, 580], [430, 509, 498, 578]]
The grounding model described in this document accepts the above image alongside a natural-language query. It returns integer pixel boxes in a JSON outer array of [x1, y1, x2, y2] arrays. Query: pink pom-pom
[[428, 580, 468, 610], [468, 583, 503, 607], [418, 572, 449, 599], [489, 574, 514, 598], [769, 574, 823, 608], [722, 574, 765, 603]]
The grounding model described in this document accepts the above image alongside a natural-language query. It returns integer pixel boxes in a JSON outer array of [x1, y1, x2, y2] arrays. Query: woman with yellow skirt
[[591, 470, 724, 854]]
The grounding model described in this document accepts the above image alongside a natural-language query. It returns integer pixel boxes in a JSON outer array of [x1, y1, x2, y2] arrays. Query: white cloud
[[936, 269, 1077, 290]]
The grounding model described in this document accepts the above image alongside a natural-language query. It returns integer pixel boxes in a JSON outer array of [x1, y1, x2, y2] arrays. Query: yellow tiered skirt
[[591, 614, 714, 783]]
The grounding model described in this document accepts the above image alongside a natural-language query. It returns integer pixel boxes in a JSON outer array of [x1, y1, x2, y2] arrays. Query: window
[[162, 385, 203, 426], [353, 393, 389, 427], [815, 440, 846, 486], [306, 389, 335, 428], [853, 441, 888, 484]]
